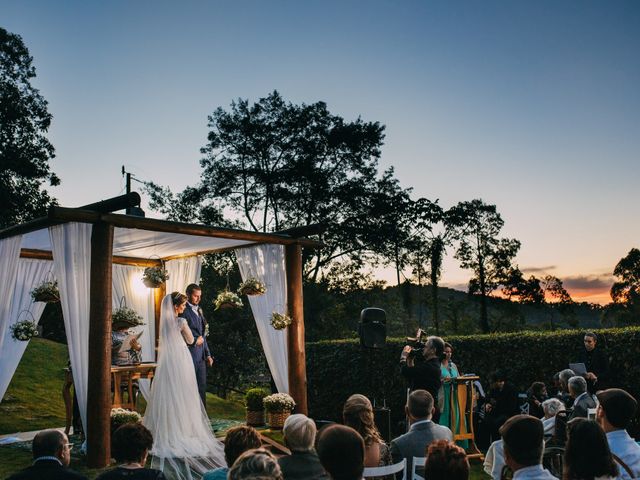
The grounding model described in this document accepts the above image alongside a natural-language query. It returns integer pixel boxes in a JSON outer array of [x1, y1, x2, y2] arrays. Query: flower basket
[[112, 297, 145, 329], [142, 265, 169, 289], [267, 411, 290, 430], [238, 278, 267, 296], [30, 280, 60, 303], [270, 312, 292, 330], [10, 312, 39, 342], [263, 393, 295, 413], [110, 408, 141, 434], [246, 410, 265, 427], [214, 291, 243, 310]]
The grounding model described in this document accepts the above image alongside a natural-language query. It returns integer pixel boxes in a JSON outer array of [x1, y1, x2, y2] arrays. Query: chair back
[[518, 393, 530, 415], [412, 456, 426, 480], [363, 458, 407, 480], [542, 445, 564, 478]]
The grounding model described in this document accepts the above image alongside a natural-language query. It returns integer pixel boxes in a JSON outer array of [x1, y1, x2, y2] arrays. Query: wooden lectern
[[449, 375, 484, 460]]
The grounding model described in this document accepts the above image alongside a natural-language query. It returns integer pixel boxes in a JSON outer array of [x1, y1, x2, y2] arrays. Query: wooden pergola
[[0, 194, 322, 467]]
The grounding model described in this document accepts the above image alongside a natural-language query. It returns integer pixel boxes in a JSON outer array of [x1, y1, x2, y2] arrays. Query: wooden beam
[[286, 244, 308, 415], [154, 284, 165, 353], [0, 217, 58, 240], [48, 207, 323, 248], [86, 221, 114, 468], [19, 248, 161, 267]]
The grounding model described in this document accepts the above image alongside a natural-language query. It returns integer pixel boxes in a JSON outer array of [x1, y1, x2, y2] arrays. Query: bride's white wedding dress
[[143, 295, 226, 480]]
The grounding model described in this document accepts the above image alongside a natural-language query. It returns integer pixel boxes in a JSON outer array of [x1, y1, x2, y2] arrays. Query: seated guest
[[278, 414, 328, 480], [563, 418, 618, 480], [477, 370, 519, 449], [541, 398, 565, 437], [96, 423, 163, 480], [425, 439, 469, 480], [596, 388, 640, 479], [317, 425, 364, 480], [7, 429, 87, 480], [557, 368, 575, 408], [567, 376, 595, 421], [526, 382, 548, 418], [228, 448, 283, 480], [343, 394, 391, 469], [499, 415, 557, 479], [390, 389, 452, 476], [203, 425, 262, 480]]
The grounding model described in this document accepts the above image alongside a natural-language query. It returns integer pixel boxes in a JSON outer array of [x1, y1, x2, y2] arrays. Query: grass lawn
[[0, 339, 489, 479]]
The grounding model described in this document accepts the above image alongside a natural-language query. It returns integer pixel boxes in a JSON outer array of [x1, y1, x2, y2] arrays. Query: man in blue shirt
[[596, 388, 640, 479]]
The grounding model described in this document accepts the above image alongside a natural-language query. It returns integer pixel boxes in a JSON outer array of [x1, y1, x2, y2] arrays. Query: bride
[[143, 292, 226, 480]]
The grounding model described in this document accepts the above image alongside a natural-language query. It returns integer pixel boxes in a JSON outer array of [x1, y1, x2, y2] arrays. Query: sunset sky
[[2, 1, 639, 304]]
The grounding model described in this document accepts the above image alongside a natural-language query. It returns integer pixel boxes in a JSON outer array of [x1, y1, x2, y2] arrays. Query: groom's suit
[[180, 303, 212, 405]]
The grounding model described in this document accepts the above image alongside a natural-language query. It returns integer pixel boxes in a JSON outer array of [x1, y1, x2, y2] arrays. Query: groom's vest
[[180, 305, 210, 363]]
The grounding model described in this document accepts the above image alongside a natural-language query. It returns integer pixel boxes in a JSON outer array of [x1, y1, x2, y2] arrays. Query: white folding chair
[[363, 458, 407, 480], [412, 456, 426, 480]]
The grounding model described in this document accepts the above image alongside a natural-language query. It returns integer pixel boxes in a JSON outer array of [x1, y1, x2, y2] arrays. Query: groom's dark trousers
[[181, 305, 212, 405]]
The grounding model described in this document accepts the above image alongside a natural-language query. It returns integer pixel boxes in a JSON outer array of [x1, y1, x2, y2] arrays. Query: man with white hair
[[541, 398, 565, 437], [567, 376, 595, 421], [278, 414, 329, 480], [557, 369, 575, 408]]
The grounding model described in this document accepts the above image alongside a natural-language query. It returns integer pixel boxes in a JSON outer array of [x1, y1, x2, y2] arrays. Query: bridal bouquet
[[214, 291, 243, 310], [270, 312, 292, 330], [263, 393, 296, 413], [10, 320, 39, 341], [142, 266, 169, 288], [238, 278, 267, 296], [30, 280, 60, 303]]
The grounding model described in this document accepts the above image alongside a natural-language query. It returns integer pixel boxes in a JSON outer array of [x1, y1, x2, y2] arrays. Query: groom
[[181, 283, 214, 406]]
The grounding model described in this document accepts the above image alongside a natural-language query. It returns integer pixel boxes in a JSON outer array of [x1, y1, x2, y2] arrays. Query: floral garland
[[270, 312, 292, 330], [30, 280, 60, 303], [263, 392, 296, 413], [238, 277, 267, 296], [10, 320, 38, 341], [214, 290, 243, 310]]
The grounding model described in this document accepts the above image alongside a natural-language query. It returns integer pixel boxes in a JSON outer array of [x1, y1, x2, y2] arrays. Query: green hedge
[[306, 327, 640, 436]]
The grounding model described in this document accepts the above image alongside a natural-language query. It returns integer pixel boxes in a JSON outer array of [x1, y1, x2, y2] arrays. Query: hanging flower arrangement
[[270, 312, 292, 330], [214, 291, 243, 310], [30, 280, 60, 303], [10, 319, 39, 341], [142, 265, 169, 288], [238, 277, 267, 296], [112, 306, 145, 329]]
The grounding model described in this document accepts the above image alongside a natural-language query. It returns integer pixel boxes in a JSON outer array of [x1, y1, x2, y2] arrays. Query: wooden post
[[285, 244, 308, 415], [154, 284, 166, 352], [87, 221, 114, 468]]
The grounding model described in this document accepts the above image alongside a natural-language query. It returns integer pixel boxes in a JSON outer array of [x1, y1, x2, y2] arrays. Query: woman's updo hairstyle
[[171, 291, 187, 306]]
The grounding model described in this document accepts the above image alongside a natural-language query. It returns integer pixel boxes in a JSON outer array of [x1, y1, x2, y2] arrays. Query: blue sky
[[2, 1, 639, 302]]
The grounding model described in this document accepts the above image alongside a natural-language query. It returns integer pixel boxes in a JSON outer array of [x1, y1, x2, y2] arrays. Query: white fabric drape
[[0, 258, 49, 400], [165, 256, 202, 294], [112, 264, 155, 399], [50, 222, 92, 432], [235, 244, 289, 393], [0, 236, 23, 354]]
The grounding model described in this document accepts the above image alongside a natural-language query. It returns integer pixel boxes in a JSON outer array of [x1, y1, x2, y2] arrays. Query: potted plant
[[112, 306, 145, 330], [110, 407, 141, 434], [30, 280, 60, 303], [245, 387, 269, 426], [270, 312, 292, 330], [238, 277, 267, 296], [263, 392, 296, 429], [214, 290, 243, 310], [142, 265, 169, 288]]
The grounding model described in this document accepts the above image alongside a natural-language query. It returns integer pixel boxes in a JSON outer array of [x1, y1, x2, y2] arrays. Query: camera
[[405, 328, 428, 359]]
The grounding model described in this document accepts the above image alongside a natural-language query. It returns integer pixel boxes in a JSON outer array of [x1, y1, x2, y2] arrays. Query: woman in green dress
[[438, 342, 468, 448]]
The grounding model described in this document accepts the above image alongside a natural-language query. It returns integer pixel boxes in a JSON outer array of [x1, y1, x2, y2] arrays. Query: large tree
[[146, 91, 412, 281], [0, 28, 59, 228], [610, 248, 640, 304], [448, 199, 521, 332]]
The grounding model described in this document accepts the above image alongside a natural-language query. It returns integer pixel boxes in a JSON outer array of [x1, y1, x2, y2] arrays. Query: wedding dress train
[[143, 295, 226, 480]]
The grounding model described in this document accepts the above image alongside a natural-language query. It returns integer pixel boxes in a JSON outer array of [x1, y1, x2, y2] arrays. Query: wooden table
[[111, 363, 156, 410]]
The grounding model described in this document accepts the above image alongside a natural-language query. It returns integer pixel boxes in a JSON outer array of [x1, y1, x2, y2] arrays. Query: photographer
[[400, 335, 445, 422]]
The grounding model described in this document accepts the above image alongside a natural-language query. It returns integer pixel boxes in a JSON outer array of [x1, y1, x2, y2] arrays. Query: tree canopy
[[0, 27, 58, 228]]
